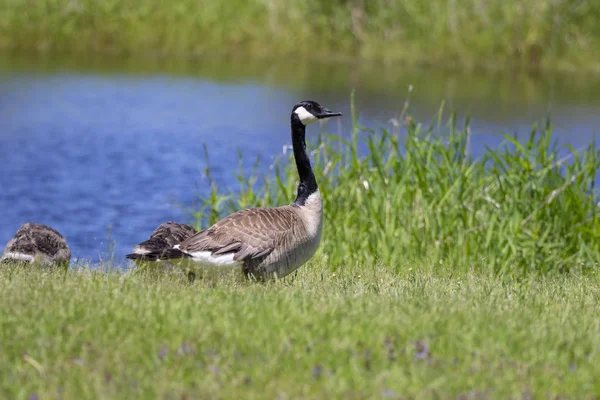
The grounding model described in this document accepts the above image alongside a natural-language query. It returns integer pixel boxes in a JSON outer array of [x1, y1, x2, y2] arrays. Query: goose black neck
[[291, 118, 318, 206]]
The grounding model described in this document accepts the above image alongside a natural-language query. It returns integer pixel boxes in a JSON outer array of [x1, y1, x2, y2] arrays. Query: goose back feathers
[[1, 223, 70, 266], [130, 222, 197, 256]]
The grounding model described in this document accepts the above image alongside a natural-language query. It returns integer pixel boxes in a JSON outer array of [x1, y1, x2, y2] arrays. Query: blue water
[[1, 67, 599, 263]]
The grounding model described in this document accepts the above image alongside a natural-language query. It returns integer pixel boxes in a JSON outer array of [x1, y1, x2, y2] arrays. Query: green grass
[[1, 265, 599, 399], [1, 0, 600, 71]]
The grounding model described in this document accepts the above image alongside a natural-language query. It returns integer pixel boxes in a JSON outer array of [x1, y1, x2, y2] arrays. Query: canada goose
[[126, 100, 342, 280], [1, 222, 71, 267], [129, 222, 197, 264]]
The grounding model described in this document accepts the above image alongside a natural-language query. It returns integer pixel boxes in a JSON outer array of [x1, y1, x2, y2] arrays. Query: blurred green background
[[2, 0, 600, 71]]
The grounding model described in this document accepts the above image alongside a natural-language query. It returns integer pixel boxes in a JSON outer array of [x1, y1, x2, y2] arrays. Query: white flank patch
[[2, 252, 34, 262], [188, 251, 240, 268], [132, 246, 150, 255], [294, 106, 318, 125]]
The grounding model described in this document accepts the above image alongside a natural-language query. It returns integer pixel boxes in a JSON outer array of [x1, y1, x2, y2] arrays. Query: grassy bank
[[1, 0, 600, 71], [1, 104, 599, 398], [1, 266, 599, 399]]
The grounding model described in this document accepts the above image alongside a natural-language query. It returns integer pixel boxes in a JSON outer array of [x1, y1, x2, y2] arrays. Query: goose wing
[[34, 228, 67, 257], [151, 222, 197, 246], [179, 206, 300, 262], [133, 222, 197, 254]]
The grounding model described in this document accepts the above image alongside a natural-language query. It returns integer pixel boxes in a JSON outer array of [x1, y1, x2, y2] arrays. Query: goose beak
[[317, 108, 342, 119]]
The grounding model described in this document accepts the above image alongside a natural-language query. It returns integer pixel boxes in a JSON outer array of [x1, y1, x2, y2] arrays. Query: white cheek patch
[[294, 106, 318, 125]]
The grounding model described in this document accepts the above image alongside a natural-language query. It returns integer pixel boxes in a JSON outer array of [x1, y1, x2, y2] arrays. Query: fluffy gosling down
[[130, 222, 197, 259], [1, 222, 71, 267], [127, 100, 342, 280]]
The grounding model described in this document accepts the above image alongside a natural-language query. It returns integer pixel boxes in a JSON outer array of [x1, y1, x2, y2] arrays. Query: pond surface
[[1, 55, 600, 263]]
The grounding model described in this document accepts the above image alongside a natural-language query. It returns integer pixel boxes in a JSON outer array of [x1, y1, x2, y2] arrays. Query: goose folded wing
[[134, 237, 170, 254], [178, 207, 298, 262], [151, 222, 197, 246], [34, 232, 65, 256]]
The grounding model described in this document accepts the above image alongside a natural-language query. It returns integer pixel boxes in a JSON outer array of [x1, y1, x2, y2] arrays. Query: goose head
[[292, 100, 342, 126]]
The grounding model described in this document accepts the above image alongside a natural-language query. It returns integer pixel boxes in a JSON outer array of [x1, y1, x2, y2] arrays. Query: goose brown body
[[176, 191, 322, 279], [1, 223, 70, 266]]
